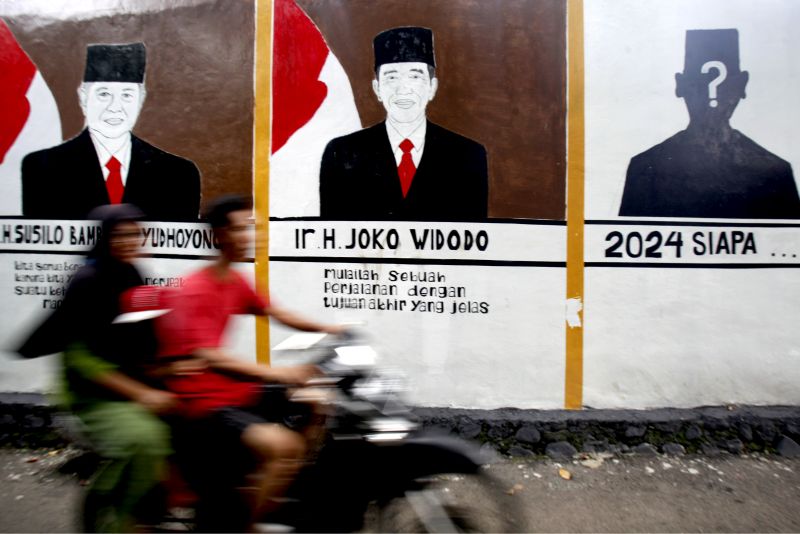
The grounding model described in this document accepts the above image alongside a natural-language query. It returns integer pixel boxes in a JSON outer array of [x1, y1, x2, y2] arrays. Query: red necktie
[[105, 156, 124, 204], [398, 138, 416, 198]]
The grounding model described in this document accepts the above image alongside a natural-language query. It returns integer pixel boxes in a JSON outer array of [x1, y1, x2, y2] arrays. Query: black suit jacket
[[22, 129, 201, 221], [620, 129, 800, 219], [320, 121, 488, 220]]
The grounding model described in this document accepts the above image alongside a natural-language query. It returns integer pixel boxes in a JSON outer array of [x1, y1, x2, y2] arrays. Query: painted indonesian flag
[[269, 0, 362, 217], [0, 19, 62, 215]]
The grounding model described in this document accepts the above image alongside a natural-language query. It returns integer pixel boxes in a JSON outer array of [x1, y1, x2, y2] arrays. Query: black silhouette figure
[[620, 29, 800, 219]]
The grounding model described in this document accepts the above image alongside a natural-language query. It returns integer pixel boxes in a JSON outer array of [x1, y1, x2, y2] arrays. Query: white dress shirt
[[89, 132, 132, 186], [385, 119, 426, 167]]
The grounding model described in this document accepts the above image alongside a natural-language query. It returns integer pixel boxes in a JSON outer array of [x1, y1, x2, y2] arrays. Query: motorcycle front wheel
[[375, 470, 525, 533]]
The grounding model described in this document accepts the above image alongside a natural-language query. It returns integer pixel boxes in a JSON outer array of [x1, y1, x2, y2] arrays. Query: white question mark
[[700, 60, 727, 108]]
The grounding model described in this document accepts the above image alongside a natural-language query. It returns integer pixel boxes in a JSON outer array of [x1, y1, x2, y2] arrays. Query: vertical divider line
[[254, 0, 272, 364], [565, 0, 585, 409]]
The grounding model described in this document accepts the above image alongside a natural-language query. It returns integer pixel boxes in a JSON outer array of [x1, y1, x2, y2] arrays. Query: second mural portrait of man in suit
[[319, 27, 489, 221], [22, 43, 201, 221]]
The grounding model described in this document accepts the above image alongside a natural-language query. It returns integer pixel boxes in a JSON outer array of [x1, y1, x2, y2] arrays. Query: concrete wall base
[[3, 394, 800, 456], [415, 405, 800, 457]]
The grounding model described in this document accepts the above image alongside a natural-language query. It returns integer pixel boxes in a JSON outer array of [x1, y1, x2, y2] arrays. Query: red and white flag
[[269, 0, 362, 217], [0, 19, 62, 215]]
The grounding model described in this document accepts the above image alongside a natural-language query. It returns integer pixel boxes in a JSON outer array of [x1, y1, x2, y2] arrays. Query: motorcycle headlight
[[333, 345, 378, 367], [368, 417, 417, 433], [353, 370, 407, 399]]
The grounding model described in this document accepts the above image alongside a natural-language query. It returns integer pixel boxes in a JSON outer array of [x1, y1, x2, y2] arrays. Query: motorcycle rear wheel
[[375, 470, 525, 533]]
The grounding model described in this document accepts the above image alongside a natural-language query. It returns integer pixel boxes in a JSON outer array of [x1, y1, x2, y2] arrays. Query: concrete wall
[[0, 0, 798, 410]]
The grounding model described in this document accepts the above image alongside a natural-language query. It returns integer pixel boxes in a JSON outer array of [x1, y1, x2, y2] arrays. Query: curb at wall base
[[2, 394, 799, 457]]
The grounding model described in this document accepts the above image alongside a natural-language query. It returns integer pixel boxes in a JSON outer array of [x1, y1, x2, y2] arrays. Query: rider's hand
[[290, 386, 333, 406], [324, 324, 348, 336], [269, 364, 320, 386], [136, 388, 177, 414]]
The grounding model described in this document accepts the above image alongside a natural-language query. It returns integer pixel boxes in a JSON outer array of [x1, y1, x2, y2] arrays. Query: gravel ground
[[0, 447, 84, 533], [1, 446, 799, 532], [486, 453, 800, 532]]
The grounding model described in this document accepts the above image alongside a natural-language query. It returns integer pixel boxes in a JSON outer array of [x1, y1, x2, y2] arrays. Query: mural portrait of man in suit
[[319, 27, 488, 220], [22, 43, 201, 221]]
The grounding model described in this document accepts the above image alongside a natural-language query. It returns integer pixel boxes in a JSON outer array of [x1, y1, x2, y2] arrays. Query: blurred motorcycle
[[185, 330, 523, 533]]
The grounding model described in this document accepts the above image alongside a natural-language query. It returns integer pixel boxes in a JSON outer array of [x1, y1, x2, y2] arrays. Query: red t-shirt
[[158, 266, 268, 418]]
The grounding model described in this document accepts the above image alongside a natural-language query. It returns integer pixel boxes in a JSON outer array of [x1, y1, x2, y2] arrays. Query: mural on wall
[[0, 0, 255, 343], [0, 1, 257, 395], [2, 0, 797, 410], [0, 0, 255, 216], [22, 43, 201, 221], [619, 29, 800, 219], [267, 0, 570, 409], [271, 0, 567, 220], [319, 27, 488, 221], [586, 0, 800, 265], [583, 0, 800, 410]]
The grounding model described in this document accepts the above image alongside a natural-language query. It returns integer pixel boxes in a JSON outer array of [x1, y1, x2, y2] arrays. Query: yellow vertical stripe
[[565, 0, 585, 409], [254, 0, 272, 365]]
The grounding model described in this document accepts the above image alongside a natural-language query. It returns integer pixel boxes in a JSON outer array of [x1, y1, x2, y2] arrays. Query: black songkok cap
[[684, 29, 741, 74], [83, 43, 146, 83], [374, 27, 435, 71]]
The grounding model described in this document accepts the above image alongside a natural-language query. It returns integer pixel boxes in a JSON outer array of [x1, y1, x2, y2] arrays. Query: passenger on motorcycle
[[19, 204, 177, 532]]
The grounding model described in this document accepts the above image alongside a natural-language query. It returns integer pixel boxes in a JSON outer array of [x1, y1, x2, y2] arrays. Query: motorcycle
[[181, 330, 523, 533]]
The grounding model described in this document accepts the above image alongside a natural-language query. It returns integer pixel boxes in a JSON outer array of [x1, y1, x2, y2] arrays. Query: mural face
[[80, 81, 144, 141], [676, 65, 748, 124], [373, 62, 437, 125]]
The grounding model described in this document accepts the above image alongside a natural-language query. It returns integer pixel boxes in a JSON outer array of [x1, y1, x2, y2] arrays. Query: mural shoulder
[[131, 135, 198, 168], [322, 123, 386, 167], [731, 129, 792, 169], [21, 148, 44, 167], [626, 150, 652, 176], [427, 121, 486, 153], [630, 131, 687, 162], [22, 129, 90, 164], [326, 122, 385, 146]]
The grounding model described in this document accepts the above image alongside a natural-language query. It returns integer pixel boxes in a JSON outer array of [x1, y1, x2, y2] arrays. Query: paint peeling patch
[[566, 298, 583, 328]]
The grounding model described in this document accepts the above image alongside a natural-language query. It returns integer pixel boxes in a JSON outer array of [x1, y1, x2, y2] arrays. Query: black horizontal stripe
[[587, 219, 800, 228], [269, 256, 564, 267], [270, 217, 566, 225], [0, 249, 223, 261], [586, 261, 800, 269], [3, 249, 795, 268]]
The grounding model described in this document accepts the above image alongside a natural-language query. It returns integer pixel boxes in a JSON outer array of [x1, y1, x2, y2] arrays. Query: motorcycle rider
[[158, 195, 340, 529]]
